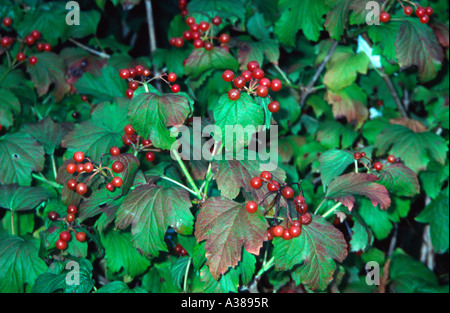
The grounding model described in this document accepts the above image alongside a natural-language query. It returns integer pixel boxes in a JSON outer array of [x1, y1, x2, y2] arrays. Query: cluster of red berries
[[174, 243, 188, 256], [48, 205, 86, 250], [120, 124, 157, 162], [178, 0, 189, 17], [354, 152, 400, 171], [380, 4, 433, 24], [249, 171, 294, 197], [66, 151, 124, 194], [222, 61, 282, 110], [170, 15, 229, 52]]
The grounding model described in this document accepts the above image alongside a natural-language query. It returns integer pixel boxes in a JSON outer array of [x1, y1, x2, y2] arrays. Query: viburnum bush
[[0, 0, 448, 294]]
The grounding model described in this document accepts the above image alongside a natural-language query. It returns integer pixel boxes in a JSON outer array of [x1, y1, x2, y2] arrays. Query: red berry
[[181, 9, 188, 17], [297, 203, 308, 214], [416, 7, 426, 17], [354, 152, 362, 160], [110, 146, 120, 156], [387, 155, 396, 163], [76, 183, 88, 195], [241, 70, 252, 81], [199, 21, 209, 31], [180, 248, 188, 256], [142, 139, 152, 146], [56, 239, 67, 250], [174, 244, 183, 254], [29, 56, 38, 65], [135, 65, 145, 74], [73, 151, 85, 162], [192, 31, 201, 40], [171, 84, 180, 93], [193, 39, 203, 49], [106, 183, 115, 192], [190, 23, 199, 32], [119, 69, 130, 79], [246, 201, 258, 213], [182, 31, 192, 41], [76, 163, 85, 173], [60, 231, 71, 242], [256, 85, 269, 97], [222, 70, 235, 82], [252, 68, 265, 79], [67, 205, 77, 214], [420, 15, 429, 24], [31, 30, 41, 39], [174, 37, 184, 48], [250, 177, 263, 189], [129, 68, 137, 77], [380, 12, 390, 23], [25, 35, 35, 45], [112, 161, 124, 173], [16, 52, 26, 61], [247, 61, 259, 71], [76, 232, 86, 242], [300, 213, 312, 225], [294, 195, 305, 204], [124, 124, 135, 136], [2, 17, 12, 27], [48, 211, 59, 221], [282, 229, 292, 240], [186, 17, 195, 26], [228, 88, 240, 101], [259, 78, 271, 87], [146, 152, 156, 162], [179, 0, 187, 9], [1, 37, 13, 48], [425, 6, 433, 16], [268, 101, 280, 113], [168, 73, 177, 82], [66, 163, 76, 174], [212, 16, 222, 25], [143, 68, 151, 77], [128, 81, 139, 90], [267, 181, 280, 192], [219, 33, 230, 44], [267, 230, 274, 241], [270, 79, 282, 92], [281, 186, 294, 199], [36, 42, 44, 51], [112, 177, 123, 188], [272, 226, 284, 237], [81, 95, 88, 102], [260, 171, 272, 181], [233, 76, 246, 88], [43, 43, 51, 52], [289, 226, 301, 238], [204, 41, 213, 51], [404, 6, 413, 16], [67, 179, 77, 190], [122, 135, 132, 146], [292, 220, 301, 227], [84, 162, 94, 173], [66, 213, 75, 222], [373, 162, 383, 171], [126, 89, 134, 99]]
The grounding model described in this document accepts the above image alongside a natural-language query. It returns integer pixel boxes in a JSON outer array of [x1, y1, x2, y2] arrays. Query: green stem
[[143, 82, 149, 93], [32, 173, 62, 190], [322, 202, 342, 218], [203, 142, 223, 198], [11, 211, 15, 236], [355, 160, 359, 173], [51, 154, 58, 179], [314, 198, 326, 215], [160, 175, 199, 198], [172, 149, 200, 196], [257, 256, 274, 277], [183, 257, 192, 293]]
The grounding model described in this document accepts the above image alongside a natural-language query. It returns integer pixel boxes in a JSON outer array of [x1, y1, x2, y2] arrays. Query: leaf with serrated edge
[[378, 163, 420, 197], [0, 185, 53, 212]]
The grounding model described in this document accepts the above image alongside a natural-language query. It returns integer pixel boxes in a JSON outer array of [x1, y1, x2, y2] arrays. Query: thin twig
[[380, 72, 408, 117], [145, 0, 161, 89], [69, 38, 110, 59], [183, 257, 192, 293]]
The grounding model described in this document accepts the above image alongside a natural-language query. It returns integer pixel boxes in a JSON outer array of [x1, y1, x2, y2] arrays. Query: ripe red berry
[[252, 68, 265, 79], [204, 41, 213, 51], [126, 89, 134, 99], [84, 162, 94, 173], [416, 7, 426, 17], [425, 6, 433, 16], [282, 229, 292, 240], [282, 186, 294, 199], [219, 33, 230, 44], [256, 85, 269, 97], [361, 152, 367, 158], [171, 84, 180, 93], [119, 69, 130, 79], [272, 226, 284, 237], [29, 56, 38, 65], [76, 232, 86, 242], [168, 72, 177, 82], [179, 0, 187, 9], [301, 213, 312, 225], [183, 30, 192, 40], [233, 76, 246, 88], [222, 70, 234, 82], [135, 65, 145, 74], [193, 39, 203, 49], [48, 211, 59, 221], [81, 95, 88, 102], [67, 179, 77, 190], [143, 68, 151, 77], [267, 230, 274, 241], [297, 203, 308, 214], [192, 31, 201, 40], [76, 183, 88, 195], [36, 42, 44, 51], [270, 79, 282, 92], [106, 183, 115, 192], [142, 139, 152, 146], [186, 17, 195, 26], [268, 101, 280, 113], [246, 201, 258, 213], [420, 15, 429, 24], [16, 52, 26, 61], [110, 146, 120, 156], [267, 181, 280, 192], [128, 81, 139, 90], [124, 124, 135, 136], [31, 30, 41, 39], [241, 70, 252, 81], [387, 155, 396, 163], [228, 88, 241, 101], [66, 213, 75, 222], [146, 151, 156, 162], [212, 16, 222, 25], [250, 177, 263, 189], [190, 23, 199, 32], [199, 21, 209, 31], [76, 163, 85, 173], [259, 78, 271, 87], [380, 12, 390, 23], [60, 231, 71, 242], [174, 37, 184, 48], [260, 171, 272, 181], [112, 161, 124, 173], [112, 177, 123, 188], [67, 205, 78, 214], [292, 220, 301, 227], [247, 61, 259, 71], [56, 239, 67, 250], [373, 162, 383, 171], [66, 163, 76, 174], [354, 152, 362, 160], [43, 43, 52, 52], [73, 151, 85, 162], [2, 17, 12, 27], [294, 195, 305, 204], [289, 226, 301, 238], [404, 6, 413, 16], [128, 68, 137, 77], [174, 243, 183, 254], [25, 35, 35, 45], [180, 248, 188, 256]]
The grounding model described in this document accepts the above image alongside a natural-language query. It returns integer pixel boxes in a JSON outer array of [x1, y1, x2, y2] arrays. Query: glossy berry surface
[[73, 151, 85, 162], [373, 162, 383, 171], [300, 213, 312, 225], [404, 6, 413, 15], [48, 211, 59, 221], [267, 181, 280, 192], [272, 226, 284, 237], [112, 177, 123, 187], [112, 161, 124, 173], [29, 56, 38, 65], [56, 239, 67, 250], [380, 12, 390, 23], [268, 101, 280, 113], [246, 201, 258, 213], [260, 171, 272, 181], [281, 186, 294, 199], [146, 152, 156, 162], [228, 89, 240, 101], [110, 147, 120, 156], [222, 70, 234, 82], [250, 177, 263, 189], [67, 205, 78, 214], [387, 155, 396, 163], [76, 232, 86, 242], [76, 183, 88, 195], [60, 231, 71, 242]]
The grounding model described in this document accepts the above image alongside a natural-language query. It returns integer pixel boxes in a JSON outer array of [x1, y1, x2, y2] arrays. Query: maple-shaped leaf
[[272, 215, 347, 291], [110, 153, 140, 195], [184, 47, 239, 79], [187, 0, 245, 23], [236, 39, 280, 70], [214, 149, 286, 204], [324, 0, 353, 41], [0, 185, 53, 212], [319, 149, 354, 190], [316, 121, 358, 149], [128, 91, 193, 151], [62, 100, 129, 160], [74, 66, 126, 100], [389, 117, 427, 133], [378, 163, 420, 197], [23, 117, 73, 155], [0, 236, 48, 292], [325, 84, 368, 128], [275, 0, 330, 45], [195, 197, 268, 280], [26, 52, 70, 101], [325, 173, 391, 211], [375, 124, 448, 173], [368, 20, 401, 61], [0, 131, 45, 186], [396, 19, 445, 82], [0, 88, 21, 128], [115, 184, 193, 257]]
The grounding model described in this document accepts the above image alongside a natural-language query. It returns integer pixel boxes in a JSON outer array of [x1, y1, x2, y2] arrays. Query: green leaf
[[247, 13, 269, 40], [324, 0, 353, 41], [357, 198, 392, 239], [187, 0, 245, 23], [375, 124, 448, 173], [184, 47, 239, 79], [141, 258, 182, 293], [378, 163, 420, 197], [68, 10, 101, 38], [419, 162, 449, 199], [0, 88, 21, 128], [74, 66, 126, 100], [128, 91, 193, 151], [116, 184, 193, 257], [273, 215, 347, 291], [316, 121, 358, 149], [349, 219, 372, 252], [396, 19, 445, 82], [170, 256, 190, 288], [200, 265, 239, 293], [326, 173, 391, 211], [0, 131, 45, 186], [368, 20, 402, 61], [153, 48, 190, 76], [236, 39, 280, 69], [275, 0, 329, 45], [416, 191, 449, 253], [0, 236, 47, 292], [62, 100, 129, 160], [195, 196, 268, 280], [101, 229, 151, 277], [110, 153, 140, 195], [0, 185, 52, 212], [319, 149, 354, 191], [96, 281, 147, 293]]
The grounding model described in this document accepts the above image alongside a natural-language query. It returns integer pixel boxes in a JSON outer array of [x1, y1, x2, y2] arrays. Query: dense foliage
[[0, 0, 448, 293]]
